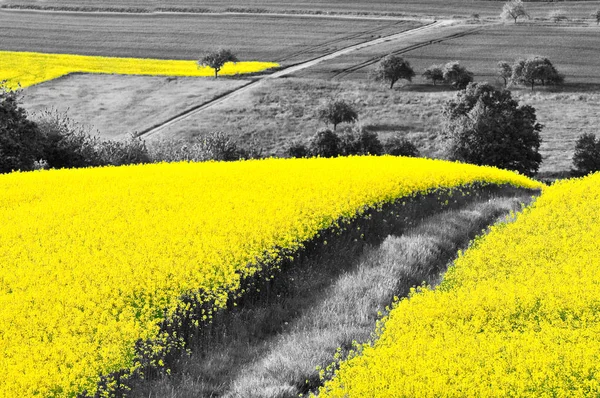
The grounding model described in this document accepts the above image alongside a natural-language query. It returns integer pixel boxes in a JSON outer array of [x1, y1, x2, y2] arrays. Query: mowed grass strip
[[0, 157, 541, 397], [0, 50, 278, 89], [318, 172, 600, 397], [0, 10, 420, 63]]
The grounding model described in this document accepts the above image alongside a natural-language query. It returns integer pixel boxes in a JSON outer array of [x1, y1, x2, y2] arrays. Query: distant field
[[3, 0, 600, 18], [0, 10, 420, 63], [295, 23, 600, 85], [21, 74, 249, 138]]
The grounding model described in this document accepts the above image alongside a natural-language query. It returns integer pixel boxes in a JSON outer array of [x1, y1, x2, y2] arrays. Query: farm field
[[0, 9, 420, 63], [295, 23, 600, 84], [318, 171, 600, 397], [3, 0, 600, 19], [0, 157, 541, 397], [21, 75, 250, 138]]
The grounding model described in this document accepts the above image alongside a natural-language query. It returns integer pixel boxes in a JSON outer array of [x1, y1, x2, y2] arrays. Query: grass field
[[0, 10, 420, 63], [3, 0, 600, 19], [295, 23, 600, 85]]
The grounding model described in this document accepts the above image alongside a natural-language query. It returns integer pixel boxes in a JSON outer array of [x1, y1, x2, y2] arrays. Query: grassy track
[[3, 0, 600, 18], [0, 10, 419, 63]]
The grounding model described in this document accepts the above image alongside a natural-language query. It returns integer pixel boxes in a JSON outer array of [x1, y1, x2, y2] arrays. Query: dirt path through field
[[138, 19, 458, 139]]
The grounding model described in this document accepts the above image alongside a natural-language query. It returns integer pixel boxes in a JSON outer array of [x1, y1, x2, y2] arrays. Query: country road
[[137, 19, 456, 139]]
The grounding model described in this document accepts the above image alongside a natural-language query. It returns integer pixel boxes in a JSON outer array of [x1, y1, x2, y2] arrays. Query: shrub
[[572, 133, 600, 177], [442, 61, 474, 90], [148, 132, 245, 162], [35, 108, 102, 169], [95, 134, 150, 166], [286, 142, 310, 158], [317, 99, 358, 131], [309, 128, 342, 158], [548, 9, 568, 23], [0, 82, 44, 173], [442, 82, 542, 176], [339, 128, 384, 156], [383, 136, 419, 157]]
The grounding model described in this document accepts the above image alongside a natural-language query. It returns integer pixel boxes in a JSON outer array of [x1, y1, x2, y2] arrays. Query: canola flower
[[0, 157, 541, 397], [318, 172, 600, 398], [0, 50, 279, 89]]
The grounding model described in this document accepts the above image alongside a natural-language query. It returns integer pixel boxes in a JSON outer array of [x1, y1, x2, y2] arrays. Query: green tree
[[423, 64, 445, 86], [512, 56, 564, 90], [371, 55, 415, 89], [442, 82, 542, 176], [0, 82, 44, 173], [198, 49, 238, 79], [501, 0, 529, 23], [317, 99, 358, 131], [309, 128, 342, 157], [384, 135, 419, 157], [572, 133, 600, 176]]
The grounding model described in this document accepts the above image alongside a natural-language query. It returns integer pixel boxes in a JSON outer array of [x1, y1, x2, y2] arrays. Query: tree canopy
[[371, 55, 415, 89], [501, 0, 529, 23], [511, 56, 564, 90], [317, 99, 358, 131], [198, 49, 239, 78]]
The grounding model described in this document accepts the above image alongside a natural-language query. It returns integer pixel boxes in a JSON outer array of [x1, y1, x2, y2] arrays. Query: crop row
[[318, 172, 600, 397], [0, 157, 541, 396], [0, 50, 279, 89]]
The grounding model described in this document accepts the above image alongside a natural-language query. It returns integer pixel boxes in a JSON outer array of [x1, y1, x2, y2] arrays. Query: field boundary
[[137, 20, 455, 138]]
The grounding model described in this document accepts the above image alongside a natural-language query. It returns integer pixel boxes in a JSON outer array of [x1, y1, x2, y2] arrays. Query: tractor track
[[329, 26, 483, 80], [137, 20, 458, 139]]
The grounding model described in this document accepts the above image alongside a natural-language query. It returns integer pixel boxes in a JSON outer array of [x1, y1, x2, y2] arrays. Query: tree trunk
[[390, 80, 395, 89], [215, 68, 219, 79]]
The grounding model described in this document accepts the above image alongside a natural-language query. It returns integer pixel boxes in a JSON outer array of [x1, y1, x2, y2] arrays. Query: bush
[[0, 82, 45, 173], [95, 134, 150, 166], [148, 132, 247, 162], [309, 128, 342, 158], [442, 82, 542, 176], [572, 133, 600, 177], [548, 9, 568, 23], [35, 108, 102, 169], [286, 142, 309, 158], [339, 128, 384, 156], [423, 65, 445, 86], [442, 61, 474, 90], [383, 136, 419, 157]]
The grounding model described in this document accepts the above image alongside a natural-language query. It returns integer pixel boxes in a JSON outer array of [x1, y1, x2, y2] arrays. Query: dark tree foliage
[[317, 99, 358, 131], [592, 9, 600, 24], [442, 61, 474, 90], [511, 57, 564, 90], [371, 55, 416, 89], [197, 49, 239, 79], [309, 128, 342, 158], [0, 83, 44, 173], [423, 65, 445, 86], [383, 136, 419, 157], [442, 82, 542, 176], [286, 141, 309, 158], [340, 129, 384, 156], [497, 61, 512, 88], [572, 133, 600, 177]]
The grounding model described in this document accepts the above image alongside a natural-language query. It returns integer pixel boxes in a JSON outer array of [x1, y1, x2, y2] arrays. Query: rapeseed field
[[0, 50, 279, 89], [318, 172, 600, 397], [0, 157, 541, 396]]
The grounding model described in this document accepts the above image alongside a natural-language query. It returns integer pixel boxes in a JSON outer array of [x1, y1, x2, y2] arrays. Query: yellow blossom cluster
[[318, 172, 600, 398], [0, 50, 279, 89], [0, 157, 541, 396]]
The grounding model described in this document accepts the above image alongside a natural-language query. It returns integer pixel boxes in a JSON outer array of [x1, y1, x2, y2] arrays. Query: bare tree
[[501, 0, 529, 23], [370, 55, 415, 89], [198, 49, 238, 79]]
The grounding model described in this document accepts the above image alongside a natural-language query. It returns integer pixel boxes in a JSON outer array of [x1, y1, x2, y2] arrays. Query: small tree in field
[[442, 82, 542, 176], [592, 9, 600, 24], [497, 61, 512, 87], [572, 133, 600, 176], [198, 49, 238, 79], [309, 128, 342, 158], [548, 9, 568, 23], [501, 0, 529, 23], [442, 61, 474, 89], [317, 99, 358, 131], [512, 56, 564, 90], [423, 64, 445, 86], [371, 55, 415, 89]]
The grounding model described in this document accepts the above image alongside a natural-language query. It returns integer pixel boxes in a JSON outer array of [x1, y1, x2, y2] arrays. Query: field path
[[138, 19, 455, 138]]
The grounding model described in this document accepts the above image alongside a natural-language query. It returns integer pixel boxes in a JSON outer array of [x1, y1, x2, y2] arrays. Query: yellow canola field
[[0, 157, 541, 397], [0, 50, 279, 89], [318, 172, 600, 397]]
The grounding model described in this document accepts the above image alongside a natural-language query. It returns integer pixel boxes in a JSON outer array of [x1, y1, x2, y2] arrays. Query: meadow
[[318, 172, 600, 397], [0, 157, 540, 397]]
